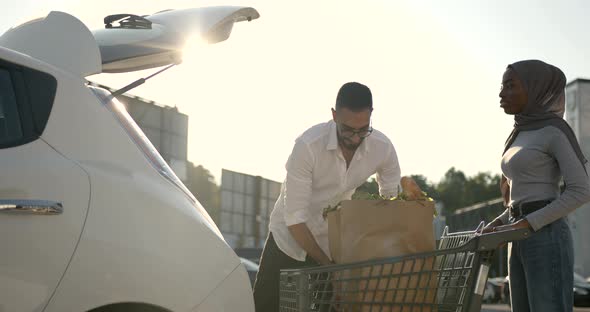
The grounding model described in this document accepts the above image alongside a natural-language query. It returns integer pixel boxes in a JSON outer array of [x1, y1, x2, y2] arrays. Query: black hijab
[[503, 60, 587, 173]]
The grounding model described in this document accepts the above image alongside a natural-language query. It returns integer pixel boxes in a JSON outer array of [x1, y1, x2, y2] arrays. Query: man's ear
[[331, 108, 337, 121]]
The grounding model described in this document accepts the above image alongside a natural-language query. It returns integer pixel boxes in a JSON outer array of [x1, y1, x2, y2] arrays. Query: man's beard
[[339, 137, 363, 150]]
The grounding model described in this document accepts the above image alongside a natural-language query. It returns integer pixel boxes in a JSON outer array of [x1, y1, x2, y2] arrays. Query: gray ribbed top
[[496, 126, 590, 231]]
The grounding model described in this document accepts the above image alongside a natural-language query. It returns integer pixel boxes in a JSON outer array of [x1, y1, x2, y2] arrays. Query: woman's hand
[[482, 218, 532, 234], [481, 219, 531, 249], [482, 219, 504, 233], [493, 219, 532, 232]]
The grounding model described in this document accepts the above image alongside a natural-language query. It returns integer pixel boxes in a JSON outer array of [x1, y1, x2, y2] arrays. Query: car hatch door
[[93, 6, 260, 73]]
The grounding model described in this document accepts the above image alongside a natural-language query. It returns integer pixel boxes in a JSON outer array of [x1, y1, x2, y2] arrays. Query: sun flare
[[181, 35, 209, 65]]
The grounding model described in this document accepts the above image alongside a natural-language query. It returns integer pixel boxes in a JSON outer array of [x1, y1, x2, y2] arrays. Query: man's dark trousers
[[253, 233, 317, 312]]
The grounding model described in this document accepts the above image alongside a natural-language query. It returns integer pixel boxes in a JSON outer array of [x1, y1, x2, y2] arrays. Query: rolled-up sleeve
[[526, 130, 590, 231], [376, 140, 401, 198], [283, 139, 315, 226]]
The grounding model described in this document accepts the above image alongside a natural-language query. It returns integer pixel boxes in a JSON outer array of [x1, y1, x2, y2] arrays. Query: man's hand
[[288, 223, 333, 265]]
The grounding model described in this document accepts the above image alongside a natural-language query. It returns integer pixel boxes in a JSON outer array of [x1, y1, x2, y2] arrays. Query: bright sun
[[181, 35, 209, 65]]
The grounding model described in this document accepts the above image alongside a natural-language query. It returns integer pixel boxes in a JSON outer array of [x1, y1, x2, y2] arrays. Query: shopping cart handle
[[475, 228, 531, 251]]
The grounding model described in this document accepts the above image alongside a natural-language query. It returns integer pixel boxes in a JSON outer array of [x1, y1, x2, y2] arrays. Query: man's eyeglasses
[[337, 123, 373, 138]]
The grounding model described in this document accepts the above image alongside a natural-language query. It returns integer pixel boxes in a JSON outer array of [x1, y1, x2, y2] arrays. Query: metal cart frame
[[279, 223, 530, 312]]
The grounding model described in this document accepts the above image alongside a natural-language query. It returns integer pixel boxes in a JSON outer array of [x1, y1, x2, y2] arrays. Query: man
[[253, 82, 401, 312]]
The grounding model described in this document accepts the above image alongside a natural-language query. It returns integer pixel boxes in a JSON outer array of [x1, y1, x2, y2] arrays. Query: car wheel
[[87, 303, 172, 312]]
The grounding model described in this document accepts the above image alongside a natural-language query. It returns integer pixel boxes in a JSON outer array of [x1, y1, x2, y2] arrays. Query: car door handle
[[0, 199, 63, 215]]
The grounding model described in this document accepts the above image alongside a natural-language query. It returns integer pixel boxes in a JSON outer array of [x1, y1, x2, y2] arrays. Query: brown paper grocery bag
[[327, 200, 437, 312]]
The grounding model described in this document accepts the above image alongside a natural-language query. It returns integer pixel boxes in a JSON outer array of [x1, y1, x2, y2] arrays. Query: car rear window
[[0, 60, 56, 148]]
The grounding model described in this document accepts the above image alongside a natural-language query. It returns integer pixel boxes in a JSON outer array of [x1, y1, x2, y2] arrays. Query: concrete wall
[[566, 79, 590, 277]]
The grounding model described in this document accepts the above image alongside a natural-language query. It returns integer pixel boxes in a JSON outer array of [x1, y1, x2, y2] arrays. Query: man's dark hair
[[335, 82, 373, 112]]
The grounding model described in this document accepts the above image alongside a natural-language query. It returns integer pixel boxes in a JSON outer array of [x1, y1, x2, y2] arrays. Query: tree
[[185, 162, 220, 223], [354, 177, 379, 197], [436, 167, 468, 215], [436, 168, 501, 215], [353, 169, 501, 216], [353, 175, 438, 199], [464, 172, 501, 205], [410, 174, 439, 199]]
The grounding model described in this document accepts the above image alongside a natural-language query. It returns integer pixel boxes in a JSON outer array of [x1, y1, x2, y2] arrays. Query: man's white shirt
[[269, 120, 401, 261]]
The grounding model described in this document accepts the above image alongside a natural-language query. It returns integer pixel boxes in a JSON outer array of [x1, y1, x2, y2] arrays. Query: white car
[[0, 6, 259, 312], [239, 257, 260, 288]]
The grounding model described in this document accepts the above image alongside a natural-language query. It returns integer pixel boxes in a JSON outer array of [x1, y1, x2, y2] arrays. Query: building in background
[[565, 78, 590, 277], [220, 169, 281, 249], [88, 82, 189, 181]]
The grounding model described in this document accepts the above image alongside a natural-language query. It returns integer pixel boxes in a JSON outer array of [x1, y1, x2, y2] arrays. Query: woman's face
[[499, 68, 528, 115]]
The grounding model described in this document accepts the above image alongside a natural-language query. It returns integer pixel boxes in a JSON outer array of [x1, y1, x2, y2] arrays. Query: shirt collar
[[354, 135, 369, 160], [327, 120, 339, 151]]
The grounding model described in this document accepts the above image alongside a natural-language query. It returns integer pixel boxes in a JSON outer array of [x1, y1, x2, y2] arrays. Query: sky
[[2, 0, 590, 185]]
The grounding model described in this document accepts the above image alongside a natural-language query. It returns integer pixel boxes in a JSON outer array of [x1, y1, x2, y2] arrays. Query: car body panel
[[0, 140, 90, 312], [191, 263, 254, 312], [0, 46, 92, 312], [44, 164, 243, 310], [239, 257, 259, 287], [33, 73, 242, 311]]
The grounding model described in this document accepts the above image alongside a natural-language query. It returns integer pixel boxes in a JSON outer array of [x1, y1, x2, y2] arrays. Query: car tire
[[87, 303, 172, 312]]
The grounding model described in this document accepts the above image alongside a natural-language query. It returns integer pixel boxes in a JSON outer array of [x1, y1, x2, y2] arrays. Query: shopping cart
[[279, 222, 530, 312]]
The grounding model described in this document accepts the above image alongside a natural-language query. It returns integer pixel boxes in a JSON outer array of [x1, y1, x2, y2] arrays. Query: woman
[[484, 59, 590, 312]]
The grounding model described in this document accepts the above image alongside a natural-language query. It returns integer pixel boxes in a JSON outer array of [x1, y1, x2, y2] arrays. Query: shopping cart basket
[[279, 222, 530, 312]]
